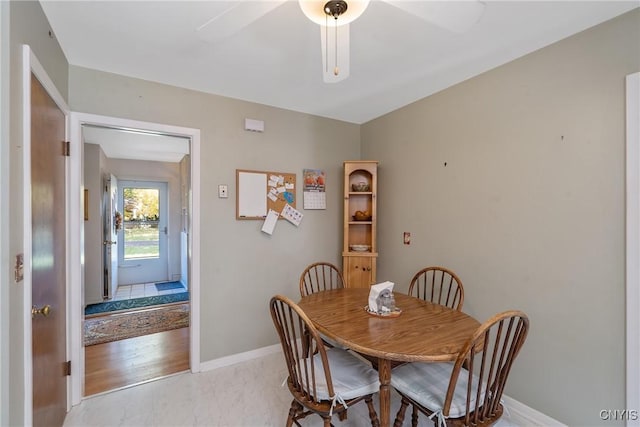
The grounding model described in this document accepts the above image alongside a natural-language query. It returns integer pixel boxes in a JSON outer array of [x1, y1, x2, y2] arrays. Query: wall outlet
[[218, 185, 228, 198], [403, 232, 411, 245]]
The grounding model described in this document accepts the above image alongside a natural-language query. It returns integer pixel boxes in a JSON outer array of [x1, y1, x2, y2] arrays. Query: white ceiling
[[83, 125, 190, 162], [40, 0, 637, 127]]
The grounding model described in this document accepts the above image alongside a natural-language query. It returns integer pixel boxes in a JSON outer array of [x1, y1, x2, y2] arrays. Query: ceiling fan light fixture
[[324, 0, 347, 18], [298, 0, 370, 26]]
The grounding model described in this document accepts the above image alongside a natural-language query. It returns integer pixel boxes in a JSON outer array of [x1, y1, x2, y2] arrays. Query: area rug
[[155, 280, 185, 292], [84, 303, 190, 346], [84, 292, 189, 316]]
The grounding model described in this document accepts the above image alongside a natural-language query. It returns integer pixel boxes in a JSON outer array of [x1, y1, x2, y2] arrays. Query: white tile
[[113, 285, 131, 300]]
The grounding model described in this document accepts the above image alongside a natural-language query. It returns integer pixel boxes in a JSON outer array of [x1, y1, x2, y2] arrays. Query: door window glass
[[122, 187, 160, 259]]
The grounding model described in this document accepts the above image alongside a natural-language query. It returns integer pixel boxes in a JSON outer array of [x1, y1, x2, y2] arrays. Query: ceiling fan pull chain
[[334, 16, 339, 76], [325, 13, 329, 73], [321, 0, 348, 78]]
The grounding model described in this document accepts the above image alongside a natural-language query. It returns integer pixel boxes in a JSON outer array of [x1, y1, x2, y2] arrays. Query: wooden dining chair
[[408, 266, 464, 311], [269, 295, 381, 427], [391, 310, 530, 427], [299, 262, 345, 297]]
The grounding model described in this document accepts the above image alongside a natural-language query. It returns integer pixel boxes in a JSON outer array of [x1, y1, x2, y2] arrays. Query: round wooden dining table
[[298, 287, 481, 427]]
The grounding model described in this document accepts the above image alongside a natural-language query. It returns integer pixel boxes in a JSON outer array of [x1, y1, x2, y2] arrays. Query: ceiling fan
[[196, 0, 486, 83]]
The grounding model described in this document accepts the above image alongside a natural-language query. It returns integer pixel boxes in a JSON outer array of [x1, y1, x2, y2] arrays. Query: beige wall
[[68, 66, 361, 359], [362, 9, 640, 426], [5, 1, 69, 425], [83, 143, 104, 304]]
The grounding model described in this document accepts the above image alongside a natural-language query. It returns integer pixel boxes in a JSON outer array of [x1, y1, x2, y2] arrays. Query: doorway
[[83, 129, 188, 394], [69, 113, 201, 406]]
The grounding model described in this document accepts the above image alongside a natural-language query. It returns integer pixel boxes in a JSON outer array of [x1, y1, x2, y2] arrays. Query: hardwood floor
[[84, 327, 190, 396]]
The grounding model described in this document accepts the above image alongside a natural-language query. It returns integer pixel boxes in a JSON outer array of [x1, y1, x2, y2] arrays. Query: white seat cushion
[[319, 333, 349, 350], [390, 362, 483, 418], [303, 347, 380, 401]]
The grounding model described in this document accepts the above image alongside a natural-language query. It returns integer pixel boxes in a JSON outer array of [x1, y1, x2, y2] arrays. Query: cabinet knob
[[32, 304, 51, 318]]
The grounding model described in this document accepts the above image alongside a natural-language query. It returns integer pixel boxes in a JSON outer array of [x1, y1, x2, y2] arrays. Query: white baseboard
[[199, 344, 281, 372], [502, 395, 566, 426], [199, 345, 564, 427]]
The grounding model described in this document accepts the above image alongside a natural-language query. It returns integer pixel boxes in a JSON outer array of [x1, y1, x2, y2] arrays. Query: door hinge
[[63, 140, 70, 157], [64, 360, 71, 376], [14, 253, 24, 283]]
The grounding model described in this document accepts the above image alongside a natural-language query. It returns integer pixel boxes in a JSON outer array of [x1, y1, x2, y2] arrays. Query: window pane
[[123, 188, 160, 259]]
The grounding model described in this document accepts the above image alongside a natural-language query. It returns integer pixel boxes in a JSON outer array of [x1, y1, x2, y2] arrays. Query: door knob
[[103, 240, 116, 245], [31, 305, 51, 318]]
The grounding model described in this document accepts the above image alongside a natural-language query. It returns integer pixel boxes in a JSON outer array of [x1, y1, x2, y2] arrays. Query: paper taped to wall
[[261, 209, 279, 235]]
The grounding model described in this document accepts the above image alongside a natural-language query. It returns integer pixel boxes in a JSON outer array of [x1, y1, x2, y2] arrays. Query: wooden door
[[344, 256, 375, 288], [30, 73, 67, 427]]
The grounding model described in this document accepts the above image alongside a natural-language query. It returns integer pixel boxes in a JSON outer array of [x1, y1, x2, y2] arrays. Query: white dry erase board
[[236, 169, 296, 220]]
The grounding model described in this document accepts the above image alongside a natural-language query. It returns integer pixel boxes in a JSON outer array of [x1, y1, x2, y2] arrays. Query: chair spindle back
[[444, 310, 529, 425], [409, 266, 464, 311], [299, 262, 345, 297], [269, 295, 334, 406]]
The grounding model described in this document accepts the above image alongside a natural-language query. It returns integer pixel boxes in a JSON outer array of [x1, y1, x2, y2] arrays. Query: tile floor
[[113, 282, 186, 301], [64, 351, 531, 427]]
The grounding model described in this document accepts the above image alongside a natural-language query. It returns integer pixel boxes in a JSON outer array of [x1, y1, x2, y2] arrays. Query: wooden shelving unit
[[342, 161, 378, 288]]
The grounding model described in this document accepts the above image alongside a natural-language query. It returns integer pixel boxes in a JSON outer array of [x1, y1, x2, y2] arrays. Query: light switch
[[403, 232, 411, 245], [218, 185, 228, 198]]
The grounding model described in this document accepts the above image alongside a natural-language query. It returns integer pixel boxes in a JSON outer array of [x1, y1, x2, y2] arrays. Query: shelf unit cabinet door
[[344, 256, 376, 288]]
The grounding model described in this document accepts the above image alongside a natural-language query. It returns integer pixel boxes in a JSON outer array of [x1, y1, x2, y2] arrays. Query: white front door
[[103, 174, 118, 298], [117, 180, 169, 285]]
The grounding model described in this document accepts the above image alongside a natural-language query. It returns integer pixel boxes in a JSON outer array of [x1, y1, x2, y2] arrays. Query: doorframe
[[626, 71, 639, 426], [21, 45, 71, 425], [69, 112, 201, 405], [0, 2, 9, 425]]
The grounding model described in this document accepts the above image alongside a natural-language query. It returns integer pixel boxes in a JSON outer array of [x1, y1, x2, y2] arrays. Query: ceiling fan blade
[[196, 1, 286, 43], [320, 23, 350, 83], [384, 0, 486, 33]]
